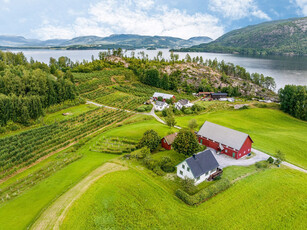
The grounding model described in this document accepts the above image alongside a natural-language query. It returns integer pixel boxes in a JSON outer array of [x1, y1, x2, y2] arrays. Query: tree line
[[0, 51, 77, 126], [279, 85, 307, 121]]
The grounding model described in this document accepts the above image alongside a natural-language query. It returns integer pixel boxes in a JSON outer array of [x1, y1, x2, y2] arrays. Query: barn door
[[232, 152, 236, 158]]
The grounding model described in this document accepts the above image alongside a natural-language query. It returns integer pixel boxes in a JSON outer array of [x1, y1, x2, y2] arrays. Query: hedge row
[[175, 178, 231, 205]]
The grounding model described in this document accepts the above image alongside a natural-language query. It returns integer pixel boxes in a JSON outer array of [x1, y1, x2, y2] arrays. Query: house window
[[187, 167, 190, 172], [197, 177, 200, 181], [180, 171, 183, 175], [244, 151, 246, 153], [225, 149, 228, 153], [182, 164, 185, 169], [205, 171, 209, 176]]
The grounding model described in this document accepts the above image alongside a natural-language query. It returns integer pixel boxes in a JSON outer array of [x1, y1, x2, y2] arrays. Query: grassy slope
[[0, 117, 174, 230], [175, 108, 307, 169], [61, 168, 307, 230]]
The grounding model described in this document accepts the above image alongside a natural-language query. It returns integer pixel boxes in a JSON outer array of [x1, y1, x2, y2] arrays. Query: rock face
[[160, 63, 277, 99], [180, 17, 307, 56]]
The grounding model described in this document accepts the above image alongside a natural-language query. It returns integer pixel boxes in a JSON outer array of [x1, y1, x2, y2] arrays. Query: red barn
[[197, 121, 253, 159], [161, 133, 178, 150]]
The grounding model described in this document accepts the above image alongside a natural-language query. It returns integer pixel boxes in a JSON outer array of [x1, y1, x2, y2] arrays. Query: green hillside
[[179, 17, 307, 56]]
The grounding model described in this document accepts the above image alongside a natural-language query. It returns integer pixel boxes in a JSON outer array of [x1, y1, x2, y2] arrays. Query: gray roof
[[185, 149, 219, 178], [153, 92, 174, 99], [212, 93, 227, 96], [178, 99, 189, 105], [198, 121, 252, 150], [156, 101, 167, 106]]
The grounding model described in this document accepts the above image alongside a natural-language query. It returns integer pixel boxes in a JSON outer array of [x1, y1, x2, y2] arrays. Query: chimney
[[193, 154, 196, 159]]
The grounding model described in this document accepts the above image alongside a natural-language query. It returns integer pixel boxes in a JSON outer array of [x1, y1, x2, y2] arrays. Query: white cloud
[[292, 0, 307, 15], [209, 0, 271, 20], [33, 0, 224, 40]]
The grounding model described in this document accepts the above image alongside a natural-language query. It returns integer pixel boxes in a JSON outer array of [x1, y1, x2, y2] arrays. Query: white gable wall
[[176, 161, 218, 185]]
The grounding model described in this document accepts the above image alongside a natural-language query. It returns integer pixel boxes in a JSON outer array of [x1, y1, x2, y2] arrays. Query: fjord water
[[12, 49, 307, 90]]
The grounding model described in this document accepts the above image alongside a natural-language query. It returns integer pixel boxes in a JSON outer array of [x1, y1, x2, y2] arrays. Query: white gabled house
[[176, 149, 220, 185], [175, 99, 194, 110], [154, 101, 169, 111]]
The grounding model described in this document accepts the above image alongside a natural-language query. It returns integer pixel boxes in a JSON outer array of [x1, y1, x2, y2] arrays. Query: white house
[[176, 149, 220, 185], [152, 92, 174, 101], [175, 99, 194, 110], [154, 101, 169, 111]]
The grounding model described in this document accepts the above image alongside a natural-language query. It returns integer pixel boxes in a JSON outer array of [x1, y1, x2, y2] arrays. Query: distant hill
[[178, 17, 307, 56], [0, 34, 212, 49]]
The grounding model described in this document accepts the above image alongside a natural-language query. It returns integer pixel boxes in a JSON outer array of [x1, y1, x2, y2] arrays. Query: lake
[[9, 48, 307, 90]]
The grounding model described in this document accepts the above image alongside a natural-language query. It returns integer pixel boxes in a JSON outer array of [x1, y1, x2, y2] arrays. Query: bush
[[255, 161, 269, 168], [130, 147, 150, 159], [176, 178, 231, 205], [143, 156, 159, 170], [267, 157, 274, 164], [159, 156, 175, 173], [6, 122, 21, 131], [0, 127, 6, 134], [239, 105, 249, 110], [153, 166, 165, 176], [181, 177, 197, 194]]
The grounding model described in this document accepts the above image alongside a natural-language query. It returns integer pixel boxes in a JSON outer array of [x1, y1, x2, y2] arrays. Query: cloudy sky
[[0, 0, 306, 40]]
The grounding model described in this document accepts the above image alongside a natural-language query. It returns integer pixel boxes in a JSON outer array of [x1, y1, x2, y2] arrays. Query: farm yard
[[0, 63, 306, 230]]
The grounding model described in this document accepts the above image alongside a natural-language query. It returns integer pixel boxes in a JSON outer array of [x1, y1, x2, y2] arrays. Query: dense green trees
[[173, 129, 201, 156], [279, 85, 307, 121], [0, 51, 77, 126], [138, 130, 161, 152]]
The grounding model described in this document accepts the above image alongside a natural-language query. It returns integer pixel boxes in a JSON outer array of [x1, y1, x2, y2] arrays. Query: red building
[[197, 121, 253, 159], [161, 133, 178, 150]]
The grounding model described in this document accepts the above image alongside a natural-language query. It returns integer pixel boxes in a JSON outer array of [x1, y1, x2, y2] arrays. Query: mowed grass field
[[175, 108, 307, 169], [61, 168, 307, 230]]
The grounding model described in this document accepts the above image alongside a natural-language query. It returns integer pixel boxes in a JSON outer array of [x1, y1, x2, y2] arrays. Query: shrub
[[181, 177, 197, 195], [131, 147, 150, 159], [255, 161, 269, 168], [0, 127, 6, 134], [153, 166, 165, 176], [188, 119, 198, 131], [143, 156, 159, 170], [159, 156, 175, 173], [176, 178, 230, 205], [267, 157, 274, 164], [239, 105, 249, 110]]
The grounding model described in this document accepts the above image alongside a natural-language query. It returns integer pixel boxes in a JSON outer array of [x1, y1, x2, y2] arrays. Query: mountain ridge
[[0, 34, 212, 49], [177, 17, 307, 56]]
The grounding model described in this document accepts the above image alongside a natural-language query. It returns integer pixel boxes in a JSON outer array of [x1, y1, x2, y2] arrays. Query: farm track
[[30, 162, 128, 230]]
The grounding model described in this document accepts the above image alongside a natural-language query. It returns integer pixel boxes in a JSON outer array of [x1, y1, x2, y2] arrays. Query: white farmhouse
[[154, 101, 169, 111], [175, 99, 194, 110], [176, 149, 220, 185]]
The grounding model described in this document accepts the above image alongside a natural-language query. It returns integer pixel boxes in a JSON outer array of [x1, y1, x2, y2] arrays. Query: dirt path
[[30, 162, 128, 230]]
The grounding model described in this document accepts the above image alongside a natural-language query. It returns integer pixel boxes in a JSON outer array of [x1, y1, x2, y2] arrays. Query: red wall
[[198, 136, 253, 159], [237, 137, 253, 159], [161, 138, 171, 150]]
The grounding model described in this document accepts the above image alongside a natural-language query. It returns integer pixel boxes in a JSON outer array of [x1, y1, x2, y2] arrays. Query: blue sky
[[0, 0, 306, 40]]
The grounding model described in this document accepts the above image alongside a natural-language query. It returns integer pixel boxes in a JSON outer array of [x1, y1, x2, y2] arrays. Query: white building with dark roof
[[175, 99, 194, 110], [152, 92, 175, 101], [154, 101, 169, 111], [176, 149, 220, 185]]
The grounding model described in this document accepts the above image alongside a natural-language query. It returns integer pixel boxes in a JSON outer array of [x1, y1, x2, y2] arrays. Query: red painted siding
[[237, 136, 253, 159], [198, 135, 253, 159], [161, 138, 171, 150]]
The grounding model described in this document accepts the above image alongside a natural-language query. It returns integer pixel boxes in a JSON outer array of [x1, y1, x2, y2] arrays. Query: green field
[[61, 168, 307, 230], [175, 108, 307, 169]]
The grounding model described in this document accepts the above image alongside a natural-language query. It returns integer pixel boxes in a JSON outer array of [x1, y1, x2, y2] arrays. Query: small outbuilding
[[176, 149, 220, 185], [161, 133, 178, 150]]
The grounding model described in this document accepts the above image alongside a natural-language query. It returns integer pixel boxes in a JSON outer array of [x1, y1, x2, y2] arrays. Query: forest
[[0, 51, 77, 126], [279, 85, 307, 121]]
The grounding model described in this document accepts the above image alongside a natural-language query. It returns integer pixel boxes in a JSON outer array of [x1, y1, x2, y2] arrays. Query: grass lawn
[[175, 108, 307, 169], [0, 117, 175, 229], [61, 167, 307, 230]]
